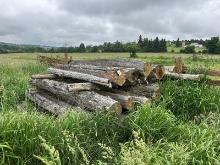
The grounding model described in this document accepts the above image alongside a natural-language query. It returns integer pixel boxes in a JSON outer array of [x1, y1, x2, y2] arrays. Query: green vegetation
[[205, 37, 220, 54], [0, 53, 220, 164], [180, 45, 195, 54], [5, 36, 220, 55]]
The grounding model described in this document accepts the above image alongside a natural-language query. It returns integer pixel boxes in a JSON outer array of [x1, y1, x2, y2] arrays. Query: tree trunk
[[70, 59, 151, 78], [31, 79, 97, 92], [31, 74, 58, 79], [48, 68, 112, 87], [98, 91, 151, 110], [120, 84, 160, 99], [208, 80, 220, 86], [147, 65, 165, 82], [31, 79, 122, 115], [165, 72, 203, 80], [26, 88, 81, 116], [57, 64, 143, 85], [208, 70, 220, 77]]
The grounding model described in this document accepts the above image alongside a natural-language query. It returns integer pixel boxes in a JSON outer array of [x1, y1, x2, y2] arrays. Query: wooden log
[[98, 91, 151, 110], [70, 59, 152, 77], [31, 79, 97, 92], [57, 64, 142, 85], [120, 84, 160, 99], [26, 88, 81, 116], [173, 57, 187, 73], [31, 74, 57, 79], [55, 65, 126, 86], [31, 79, 122, 115], [48, 68, 112, 87], [208, 80, 220, 86], [208, 70, 220, 77], [165, 72, 203, 81], [147, 65, 165, 82]]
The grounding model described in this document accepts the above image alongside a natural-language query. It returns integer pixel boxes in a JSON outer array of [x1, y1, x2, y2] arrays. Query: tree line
[[0, 36, 220, 54]]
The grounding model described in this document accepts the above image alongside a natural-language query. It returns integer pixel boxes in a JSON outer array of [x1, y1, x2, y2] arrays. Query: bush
[[181, 46, 195, 54]]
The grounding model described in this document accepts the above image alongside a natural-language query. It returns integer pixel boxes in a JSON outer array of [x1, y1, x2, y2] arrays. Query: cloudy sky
[[0, 0, 219, 46]]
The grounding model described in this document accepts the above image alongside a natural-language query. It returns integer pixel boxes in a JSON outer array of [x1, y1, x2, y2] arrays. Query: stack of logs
[[26, 58, 204, 116]]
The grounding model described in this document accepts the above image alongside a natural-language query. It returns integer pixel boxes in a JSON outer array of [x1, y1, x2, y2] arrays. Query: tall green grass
[[0, 56, 220, 164]]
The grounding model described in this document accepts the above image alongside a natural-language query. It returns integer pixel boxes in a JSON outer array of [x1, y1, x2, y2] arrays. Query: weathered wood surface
[[70, 59, 152, 77], [31, 79, 122, 115], [208, 70, 220, 77], [165, 72, 203, 81], [48, 68, 112, 87], [98, 91, 151, 110], [56, 65, 127, 86], [26, 88, 80, 116], [31, 74, 57, 79], [208, 80, 220, 86], [173, 57, 187, 73], [120, 84, 160, 99], [57, 64, 144, 85], [147, 65, 165, 82], [31, 79, 97, 92]]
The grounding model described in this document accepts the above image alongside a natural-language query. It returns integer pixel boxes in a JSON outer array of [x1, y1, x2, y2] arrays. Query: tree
[[91, 46, 99, 52], [138, 35, 144, 49], [78, 43, 86, 52], [180, 45, 195, 54], [127, 43, 139, 58], [176, 38, 182, 47], [205, 37, 220, 54]]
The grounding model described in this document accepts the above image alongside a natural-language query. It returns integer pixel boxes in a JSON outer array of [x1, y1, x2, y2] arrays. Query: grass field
[[0, 52, 220, 164]]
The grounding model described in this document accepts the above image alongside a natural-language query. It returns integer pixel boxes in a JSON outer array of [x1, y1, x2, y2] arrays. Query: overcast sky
[[0, 0, 219, 46]]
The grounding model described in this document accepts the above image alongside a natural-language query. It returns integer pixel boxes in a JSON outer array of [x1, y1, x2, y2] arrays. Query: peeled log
[[70, 59, 152, 78], [26, 88, 80, 116], [31, 79, 122, 115], [31, 74, 57, 79], [165, 72, 203, 81], [48, 68, 112, 87]]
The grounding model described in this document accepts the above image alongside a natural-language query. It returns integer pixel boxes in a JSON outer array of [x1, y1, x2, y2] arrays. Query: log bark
[[120, 84, 160, 99], [208, 70, 220, 77], [31, 74, 57, 79], [48, 68, 112, 87], [98, 91, 151, 110], [70, 59, 152, 77], [173, 57, 187, 73], [147, 65, 165, 82], [31, 79, 122, 115], [31, 79, 97, 92], [26, 88, 81, 116], [57, 64, 143, 85], [208, 80, 220, 86], [165, 72, 203, 81]]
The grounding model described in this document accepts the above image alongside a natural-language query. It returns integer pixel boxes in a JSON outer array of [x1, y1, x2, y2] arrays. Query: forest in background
[[0, 36, 220, 54]]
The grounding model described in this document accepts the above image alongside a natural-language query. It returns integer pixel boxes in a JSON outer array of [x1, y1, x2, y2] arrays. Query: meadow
[[0, 52, 220, 164]]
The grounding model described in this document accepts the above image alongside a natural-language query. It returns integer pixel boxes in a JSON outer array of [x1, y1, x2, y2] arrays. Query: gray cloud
[[0, 0, 219, 46]]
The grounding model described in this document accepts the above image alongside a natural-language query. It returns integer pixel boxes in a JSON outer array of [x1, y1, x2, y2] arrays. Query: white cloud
[[0, 0, 219, 46]]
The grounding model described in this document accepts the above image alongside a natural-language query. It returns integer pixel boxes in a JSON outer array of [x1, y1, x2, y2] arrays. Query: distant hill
[[0, 42, 53, 53]]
